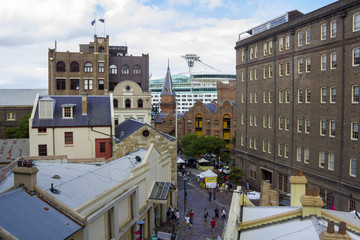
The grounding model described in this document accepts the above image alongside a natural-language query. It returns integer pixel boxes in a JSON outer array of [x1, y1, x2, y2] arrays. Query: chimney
[[12, 161, 39, 191], [300, 187, 324, 218], [81, 92, 87, 115], [289, 170, 307, 206], [319, 221, 351, 240]]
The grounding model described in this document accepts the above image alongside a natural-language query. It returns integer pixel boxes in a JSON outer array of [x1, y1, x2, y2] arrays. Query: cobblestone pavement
[[171, 171, 234, 240]]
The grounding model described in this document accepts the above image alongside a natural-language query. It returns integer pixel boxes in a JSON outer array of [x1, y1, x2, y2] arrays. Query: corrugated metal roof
[[0, 187, 82, 240], [0, 89, 47, 106], [0, 139, 29, 163]]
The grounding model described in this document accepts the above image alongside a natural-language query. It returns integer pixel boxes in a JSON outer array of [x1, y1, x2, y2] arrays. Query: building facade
[[48, 35, 149, 95], [235, 0, 360, 211]]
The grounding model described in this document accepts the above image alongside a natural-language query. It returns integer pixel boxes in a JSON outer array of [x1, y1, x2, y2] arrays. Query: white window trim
[[353, 48, 360, 66], [306, 57, 311, 73], [330, 20, 337, 38], [330, 87, 336, 104], [306, 29, 311, 45], [330, 52, 337, 69], [353, 12, 360, 32], [351, 122, 359, 140], [321, 87, 327, 103], [320, 120, 326, 136], [328, 153, 335, 171], [321, 23, 327, 40], [350, 158, 357, 177], [321, 54, 327, 71], [297, 147, 302, 162], [304, 149, 310, 164], [352, 85, 360, 104], [319, 152, 325, 168], [329, 120, 335, 137]]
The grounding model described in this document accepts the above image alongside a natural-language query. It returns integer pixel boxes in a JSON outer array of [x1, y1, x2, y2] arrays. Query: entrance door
[[262, 169, 272, 184], [95, 138, 111, 159]]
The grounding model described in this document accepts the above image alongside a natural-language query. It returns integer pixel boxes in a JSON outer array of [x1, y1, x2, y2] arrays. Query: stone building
[[48, 35, 149, 95], [235, 0, 360, 211]]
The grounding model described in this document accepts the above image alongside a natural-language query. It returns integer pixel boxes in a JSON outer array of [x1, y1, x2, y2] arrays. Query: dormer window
[[61, 104, 75, 118]]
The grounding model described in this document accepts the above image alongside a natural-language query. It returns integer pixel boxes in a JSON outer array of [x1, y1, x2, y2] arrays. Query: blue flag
[[99, 18, 105, 23], [91, 19, 96, 25]]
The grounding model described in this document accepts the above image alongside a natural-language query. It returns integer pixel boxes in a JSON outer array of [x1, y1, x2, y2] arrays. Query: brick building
[[48, 35, 149, 95], [217, 80, 236, 104], [235, 0, 360, 211]]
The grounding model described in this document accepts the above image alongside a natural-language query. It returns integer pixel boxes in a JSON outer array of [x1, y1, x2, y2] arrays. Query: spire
[[161, 61, 176, 96]]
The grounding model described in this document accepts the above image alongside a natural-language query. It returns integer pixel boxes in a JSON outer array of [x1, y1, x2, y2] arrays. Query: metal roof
[[0, 187, 82, 240], [204, 102, 217, 113], [0, 89, 47, 106], [32, 95, 111, 128], [161, 65, 176, 96], [0, 139, 29, 163]]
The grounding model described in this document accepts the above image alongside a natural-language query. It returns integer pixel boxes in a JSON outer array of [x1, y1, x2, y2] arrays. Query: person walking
[[208, 190, 212, 201], [185, 214, 192, 230], [214, 207, 219, 219], [203, 208, 209, 222], [189, 210, 194, 224], [221, 207, 227, 220], [210, 217, 216, 234], [175, 209, 180, 223], [225, 183, 228, 193]]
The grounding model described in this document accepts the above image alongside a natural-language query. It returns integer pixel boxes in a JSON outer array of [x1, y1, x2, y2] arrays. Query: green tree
[[181, 134, 226, 157], [228, 167, 244, 185], [181, 133, 199, 156], [5, 114, 30, 139], [220, 152, 232, 165]]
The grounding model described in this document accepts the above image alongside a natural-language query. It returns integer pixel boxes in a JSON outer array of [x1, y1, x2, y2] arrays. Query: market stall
[[197, 169, 217, 189]]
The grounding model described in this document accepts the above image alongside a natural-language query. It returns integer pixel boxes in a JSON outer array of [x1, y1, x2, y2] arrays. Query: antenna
[[50, 183, 60, 194]]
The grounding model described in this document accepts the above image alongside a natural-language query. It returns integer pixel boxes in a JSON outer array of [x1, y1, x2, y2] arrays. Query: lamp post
[[136, 220, 145, 240], [182, 177, 188, 214]]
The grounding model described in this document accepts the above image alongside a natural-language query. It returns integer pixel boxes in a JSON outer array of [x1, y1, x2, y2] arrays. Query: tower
[[160, 63, 176, 115]]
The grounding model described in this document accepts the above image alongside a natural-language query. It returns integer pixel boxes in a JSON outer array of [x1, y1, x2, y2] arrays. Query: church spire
[[161, 60, 176, 96]]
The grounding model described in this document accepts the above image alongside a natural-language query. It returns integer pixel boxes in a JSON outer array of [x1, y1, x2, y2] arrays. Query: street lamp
[[136, 220, 145, 240], [182, 177, 188, 214]]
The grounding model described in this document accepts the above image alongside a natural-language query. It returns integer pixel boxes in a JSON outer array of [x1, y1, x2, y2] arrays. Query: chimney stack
[[12, 160, 39, 191], [319, 221, 351, 240], [290, 170, 307, 206], [81, 92, 87, 115]]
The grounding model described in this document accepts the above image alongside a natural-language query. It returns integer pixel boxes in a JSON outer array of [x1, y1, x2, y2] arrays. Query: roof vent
[[50, 183, 60, 194], [135, 156, 141, 162], [52, 175, 61, 179]]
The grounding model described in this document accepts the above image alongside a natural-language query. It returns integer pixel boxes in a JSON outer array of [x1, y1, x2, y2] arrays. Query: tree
[[5, 114, 30, 139], [219, 152, 232, 165], [181, 134, 226, 157], [180, 133, 199, 156], [228, 167, 244, 185]]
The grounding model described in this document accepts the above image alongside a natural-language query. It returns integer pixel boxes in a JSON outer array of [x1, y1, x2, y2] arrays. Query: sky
[[0, 0, 337, 89]]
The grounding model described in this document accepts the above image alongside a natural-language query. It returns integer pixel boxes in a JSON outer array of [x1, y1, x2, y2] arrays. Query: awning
[[197, 158, 209, 163], [149, 182, 175, 204], [177, 158, 185, 164]]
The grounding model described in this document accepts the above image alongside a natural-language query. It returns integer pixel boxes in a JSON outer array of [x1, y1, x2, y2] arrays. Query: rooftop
[[0, 89, 47, 106]]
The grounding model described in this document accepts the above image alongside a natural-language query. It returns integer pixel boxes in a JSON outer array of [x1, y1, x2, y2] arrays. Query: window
[[278, 143, 283, 157], [98, 79, 104, 90], [328, 153, 335, 171], [263, 115, 267, 128], [297, 147, 302, 162], [330, 52, 337, 69], [269, 91, 272, 103], [306, 29, 311, 44], [330, 20, 337, 38], [7, 112, 15, 121], [285, 35, 290, 50], [138, 99, 143, 108], [298, 59, 303, 74], [330, 87, 336, 103], [306, 88, 311, 103], [250, 69, 253, 80], [279, 117, 284, 130], [250, 114, 253, 126], [329, 120, 335, 137], [62, 107, 73, 118], [279, 38, 284, 52], [352, 85, 360, 103], [255, 46, 258, 58], [249, 137, 252, 149], [269, 41, 273, 54], [56, 61, 65, 72], [241, 71, 244, 82], [279, 90, 284, 103], [98, 62, 104, 73], [298, 31, 303, 46], [278, 173, 288, 193], [285, 62, 290, 76], [319, 152, 325, 168], [64, 132, 73, 144], [255, 92, 258, 103], [306, 57, 311, 72], [241, 114, 244, 125], [298, 89, 303, 103], [286, 90, 290, 103], [263, 140, 266, 152], [84, 79, 93, 90], [304, 149, 310, 164], [250, 47, 254, 59], [349, 199, 356, 212], [70, 62, 79, 72], [263, 42, 268, 55], [255, 69, 258, 80], [254, 138, 258, 150], [263, 91, 267, 103], [56, 79, 65, 90], [321, 54, 327, 70], [133, 65, 142, 75], [350, 158, 357, 177], [263, 66, 267, 79], [125, 99, 131, 108], [268, 141, 272, 154], [351, 122, 359, 140], [298, 118, 303, 132], [321, 23, 327, 40], [241, 136, 244, 146], [70, 79, 79, 90], [320, 120, 327, 136], [279, 63, 284, 76], [109, 65, 117, 74], [250, 92, 253, 103], [353, 48, 360, 66], [242, 50, 245, 61], [121, 65, 130, 75], [269, 65, 273, 78], [285, 117, 290, 131], [268, 116, 273, 128], [38, 128, 46, 133], [249, 164, 257, 179], [113, 99, 118, 109], [241, 93, 244, 103], [38, 145, 47, 156], [84, 62, 93, 72], [284, 144, 289, 158], [305, 118, 310, 134], [321, 87, 327, 103], [353, 12, 360, 32]]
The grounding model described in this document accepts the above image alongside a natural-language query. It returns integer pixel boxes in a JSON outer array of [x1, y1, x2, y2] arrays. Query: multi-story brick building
[[235, 0, 360, 211], [217, 80, 236, 104], [48, 35, 149, 95]]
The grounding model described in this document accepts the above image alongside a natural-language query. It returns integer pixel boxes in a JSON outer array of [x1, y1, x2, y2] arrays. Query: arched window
[[121, 65, 129, 75], [125, 99, 131, 108], [109, 65, 117, 74], [195, 113, 203, 137], [98, 47, 104, 53], [113, 99, 118, 109], [223, 114, 231, 150], [133, 65, 141, 75], [138, 99, 143, 108], [56, 61, 65, 72], [84, 62, 93, 72], [70, 62, 79, 72]]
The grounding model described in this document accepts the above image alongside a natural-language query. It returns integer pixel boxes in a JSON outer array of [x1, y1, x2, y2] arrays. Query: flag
[[99, 18, 105, 23], [91, 19, 95, 25]]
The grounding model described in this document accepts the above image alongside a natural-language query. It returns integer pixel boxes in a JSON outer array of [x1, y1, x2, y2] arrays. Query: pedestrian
[[203, 208, 209, 222], [185, 214, 192, 230], [210, 217, 216, 233], [246, 181, 250, 191], [214, 207, 219, 219], [225, 183, 228, 193], [171, 210, 176, 223], [208, 190, 212, 201], [167, 207, 172, 222], [175, 209, 180, 223], [189, 210, 194, 224], [221, 207, 227, 220]]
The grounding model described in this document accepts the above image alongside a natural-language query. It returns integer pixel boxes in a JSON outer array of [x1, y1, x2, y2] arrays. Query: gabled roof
[[115, 118, 175, 142], [0, 89, 48, 106], [0, 187, 82, 240], [161, 65, 176, 96], [32, 95, 111, 128], [154, 112, 184, 124], [204, 102, 217, 113]]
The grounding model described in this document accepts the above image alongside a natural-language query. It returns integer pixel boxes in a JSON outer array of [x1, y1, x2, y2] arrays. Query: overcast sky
[[0, 0, 337, 89]]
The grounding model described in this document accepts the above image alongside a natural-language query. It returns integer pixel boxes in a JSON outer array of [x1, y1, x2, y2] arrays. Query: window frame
[[350, 158, 357, 177], [98, 79, 104, 90], [297, 147, 302, 162], [305, 118, 310, 134], [321, 87, 327, 103], [330, 20, 337, 38], [298, 88, 303, 103], [352, 85, 360, 103], [353, 48, 360, 66], [285, 35, 290, 50], [353, 12, 360, 32], [84, 79, 93, 90], [298, 59, 303, 74], [321, 23, 327, 40], [330, 52, 337, 69], [56, 79, 66, 90], [328, 153, 335, 171], [98, 62, 104, 73], [320, 120, 327, 136], [38, 144, 47, 156], [70, 79, 79, 90], [298, 32, 303, 47], [330, 87, 336, 103], [297, 118, 303, 133], [6, 112, 16, 121], [263, 42, 268, 56], [319, 152, 325, 168], [84, 62, 93, 72], [329, 120, 336, 137], [305, 88, 311, 103], [351, 122, 359, 140], [306, 57, 311, 73], [304, 148, 310, 164], [279, 37, 284, 52], [64, 132, 73, 145], [306, 29, 311, 45], [321, 54, 327, 71]]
